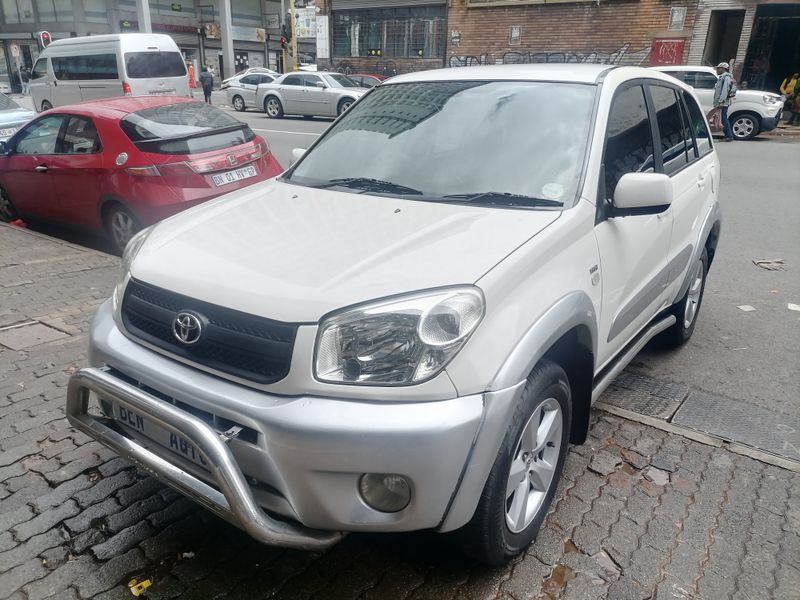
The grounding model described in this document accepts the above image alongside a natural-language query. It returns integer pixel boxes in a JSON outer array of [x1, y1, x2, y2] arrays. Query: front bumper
[[73, 300, 487, 543], [761, 108, 783, 132]]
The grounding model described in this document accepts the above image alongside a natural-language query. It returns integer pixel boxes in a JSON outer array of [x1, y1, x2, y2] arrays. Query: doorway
[[703, 10, 746, 67], [743, 4, 800, 92]]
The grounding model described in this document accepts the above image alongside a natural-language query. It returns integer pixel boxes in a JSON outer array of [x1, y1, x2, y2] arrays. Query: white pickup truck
[[654, 65, 784, 140], [67, 64, 722, 565]]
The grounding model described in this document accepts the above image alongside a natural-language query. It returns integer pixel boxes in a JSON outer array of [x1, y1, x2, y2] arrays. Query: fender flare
[[672, 202, 722, 304]]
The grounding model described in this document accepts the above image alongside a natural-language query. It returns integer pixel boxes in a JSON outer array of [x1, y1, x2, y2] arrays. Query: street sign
[[9, 43, 19, 58]]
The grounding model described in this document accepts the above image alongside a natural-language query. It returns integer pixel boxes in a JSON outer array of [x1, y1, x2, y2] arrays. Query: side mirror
[[290, 147, 306, 166], [612, 173, 673, 214], [314, 81, 326, 89]]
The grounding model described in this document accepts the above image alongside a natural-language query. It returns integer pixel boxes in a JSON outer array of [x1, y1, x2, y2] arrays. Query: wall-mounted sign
[[295, 7, 316, 39], [450, 30, 461, 47], [668, 7, 687, 32], [368, 49, 382, 57], [650, 38, 686, 66], [265, 14, 280, 30], [316, 15, 330, 60], [509, 26, 521, 46], [231, 26, 266, 42], [171, 3, 182, 12]]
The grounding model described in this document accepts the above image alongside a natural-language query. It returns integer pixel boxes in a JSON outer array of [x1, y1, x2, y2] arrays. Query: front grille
[[121, 279, 297, 384]]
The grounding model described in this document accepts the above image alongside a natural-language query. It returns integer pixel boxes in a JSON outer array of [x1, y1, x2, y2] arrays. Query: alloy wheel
[[233, 96, 245, 111], [684, 258, 704, 328], [266, 98, 280, 117], [110, 210, 137, 250], [339, 100, 353, 114], [505, 397, 563, 533], [732, 116, 755, 139], [0, 189, 16, 222]]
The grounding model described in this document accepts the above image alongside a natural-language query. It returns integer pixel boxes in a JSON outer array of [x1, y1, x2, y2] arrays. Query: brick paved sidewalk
[[1, 223, 798, 600]]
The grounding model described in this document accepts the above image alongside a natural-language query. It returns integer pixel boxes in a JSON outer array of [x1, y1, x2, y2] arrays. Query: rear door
[[594, 82, 674, 367], [77, 54, 121, 101], [686, 70, 718, 113], [1, 115, 67, 220], [123, 51, 188, 97], [236, 75, 263, 108], [251, 74, 274, 107]]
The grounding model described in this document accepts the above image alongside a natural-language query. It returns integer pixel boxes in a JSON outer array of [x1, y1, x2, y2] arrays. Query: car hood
[[736, 89, 781, 102], [131, 180, 560, 322], [0, 108, 35, 125]]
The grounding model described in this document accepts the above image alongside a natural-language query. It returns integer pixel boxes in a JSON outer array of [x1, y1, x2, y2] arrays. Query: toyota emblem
[[173, 312, 202, 345]]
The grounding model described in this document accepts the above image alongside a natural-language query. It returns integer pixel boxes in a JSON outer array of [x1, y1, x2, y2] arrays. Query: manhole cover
[[0, 322, 69, 350]]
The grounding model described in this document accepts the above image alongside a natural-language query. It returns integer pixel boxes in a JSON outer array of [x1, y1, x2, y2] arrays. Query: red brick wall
[[446, 0, 698, 68]]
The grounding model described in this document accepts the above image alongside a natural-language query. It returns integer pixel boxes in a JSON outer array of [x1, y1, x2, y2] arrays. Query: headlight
[[763, 95, 780, 104], [315, 287, 485, 385], [112, 226, 153, 310]]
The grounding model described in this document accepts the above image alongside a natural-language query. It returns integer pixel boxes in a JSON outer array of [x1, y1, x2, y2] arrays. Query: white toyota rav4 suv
[[67, 64, 721, 565], [654, 65, 784, 140]]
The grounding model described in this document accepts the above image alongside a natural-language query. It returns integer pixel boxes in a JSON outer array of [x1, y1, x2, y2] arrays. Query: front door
[[279, 74, 305, 113], [0, 115, 67, 220], [301, 74, 330, 115], [594, 82, 674, 368]]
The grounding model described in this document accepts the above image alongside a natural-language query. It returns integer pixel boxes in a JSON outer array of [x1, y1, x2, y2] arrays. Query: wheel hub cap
[[684, 259, 704, 328], [733, 118, 754, 138], [505, 397, 563, 534]]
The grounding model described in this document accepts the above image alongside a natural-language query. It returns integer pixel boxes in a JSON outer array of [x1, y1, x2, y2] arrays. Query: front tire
[[264, 96, 284, 119], [730, 112, 760, 140], [460, 360, 571, 565], [105, 204, 141, 253], [232, 95, 246, 112], [0, 187, 18, 222], [659, 248, 708, 347]]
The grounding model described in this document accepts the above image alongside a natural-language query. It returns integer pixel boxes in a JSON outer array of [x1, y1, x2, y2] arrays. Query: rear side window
[[691, 72, 718, 90], [650, 85, 688, 175], [53, 54, 119, 80], [31, 59, 48, 80], [256, 75, 274, 84], [61, 116, 101, 154], [603, 84, 655, 201], [239, 75, 259, 85], [120, 102, 255, 154], [124, 52, 186, 79], [683, 91, 712, 157]]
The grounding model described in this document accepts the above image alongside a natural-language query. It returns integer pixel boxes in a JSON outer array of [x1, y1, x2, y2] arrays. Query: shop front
[[0, 34, 40, 92]]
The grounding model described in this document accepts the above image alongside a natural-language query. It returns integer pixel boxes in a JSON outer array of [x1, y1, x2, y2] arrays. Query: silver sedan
[[255, 72, 366, 119], [225, 72, 277, 112]]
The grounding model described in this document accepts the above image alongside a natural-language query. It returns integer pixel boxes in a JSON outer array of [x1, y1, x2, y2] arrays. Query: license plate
[[212, 165, 257, 187], [0, 127, 17, 137], [112, 403, 209, 469], [148, 89, 175, 95]]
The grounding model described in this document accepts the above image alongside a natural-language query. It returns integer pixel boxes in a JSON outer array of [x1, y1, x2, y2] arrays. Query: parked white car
[[255, 71, 365, 118], [0, 93, 35, 142], [30, 33, 191, 112], [220, 67, 278, 90], [225, 72, 277, 111], [653, 65, 783, 140], [67, 64, 721, 566]]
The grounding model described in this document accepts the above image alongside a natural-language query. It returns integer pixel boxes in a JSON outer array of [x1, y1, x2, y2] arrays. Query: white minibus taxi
[[31, 33, 191, 112]]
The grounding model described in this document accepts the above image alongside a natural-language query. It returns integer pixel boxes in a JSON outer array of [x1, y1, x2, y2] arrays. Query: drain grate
[[673, 391, 800, 462], [0, 322, 69, 350], [598, 371, 689, 420]]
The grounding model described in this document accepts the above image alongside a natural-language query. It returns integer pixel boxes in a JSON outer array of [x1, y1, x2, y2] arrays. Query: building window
[[2, 0, 35, 23], [36, 0, 74, 22], [332, 7, 446, 59]]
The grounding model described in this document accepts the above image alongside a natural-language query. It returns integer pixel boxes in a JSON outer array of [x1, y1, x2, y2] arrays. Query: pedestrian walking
[[199, 66, 214, 104], [713, 62, 735, 141], [20, 67, 31, 95]]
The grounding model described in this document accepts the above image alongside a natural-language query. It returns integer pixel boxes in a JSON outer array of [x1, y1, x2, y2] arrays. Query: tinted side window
[[257, 75, 274, 84], [603, 84, 655, 201], [650, 85, 688, 175], [683, 90, 712, 156], [283, 75, 303, 86], [239, 75, 258, 85], [31, 59, 48, 80], [663, 71, 688, 84], [52, 54, 119, 80], [15, 116, 64, 155], [677, 95, 696, 160], [61, 117, 101, 154], [693, 72, 718, 90], [304, 75, 323, 87]]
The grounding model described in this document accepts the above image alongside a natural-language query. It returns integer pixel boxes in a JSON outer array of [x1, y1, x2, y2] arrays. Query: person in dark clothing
[[199, 67, 214, 104]]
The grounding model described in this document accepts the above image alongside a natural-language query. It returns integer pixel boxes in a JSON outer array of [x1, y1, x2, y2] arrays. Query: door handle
[[34, 165, 48, 173], [697, 174, 707, 189]]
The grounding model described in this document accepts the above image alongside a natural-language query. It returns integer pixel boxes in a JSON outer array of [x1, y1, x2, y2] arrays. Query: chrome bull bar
[[66, 367, 344, 551]]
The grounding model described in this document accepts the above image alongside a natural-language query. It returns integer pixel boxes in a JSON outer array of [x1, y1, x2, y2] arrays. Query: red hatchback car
[[0, 96, 282, 250]]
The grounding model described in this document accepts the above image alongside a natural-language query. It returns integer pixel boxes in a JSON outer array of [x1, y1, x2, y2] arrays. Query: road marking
[[253, 128, 320, 136]]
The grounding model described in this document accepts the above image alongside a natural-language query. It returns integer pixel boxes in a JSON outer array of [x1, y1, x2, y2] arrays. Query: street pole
[[280, 0, 287, 73], [289, 0, 298, 72]]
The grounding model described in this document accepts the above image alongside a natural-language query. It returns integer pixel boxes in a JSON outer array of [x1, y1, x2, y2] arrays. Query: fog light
[[358, 473, 412, 513]]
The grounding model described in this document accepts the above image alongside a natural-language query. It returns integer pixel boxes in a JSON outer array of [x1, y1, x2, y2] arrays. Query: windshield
[[0, 93, 20, 111], [287, 81, 596, 207], [324, 73, 361, 88]]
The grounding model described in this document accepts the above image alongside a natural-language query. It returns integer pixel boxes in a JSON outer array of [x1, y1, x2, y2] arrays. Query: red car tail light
[[186, 141, 267, 174], [122, 82, 133, 96]]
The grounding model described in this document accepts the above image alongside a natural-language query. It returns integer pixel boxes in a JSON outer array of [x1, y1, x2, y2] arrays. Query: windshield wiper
[[310, 177, 423, 195], [440, 192, 563, 208]]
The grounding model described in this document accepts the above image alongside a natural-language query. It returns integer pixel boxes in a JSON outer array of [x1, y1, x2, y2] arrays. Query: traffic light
[[280, 36, 288, 51], [39, 31, 52, 48]]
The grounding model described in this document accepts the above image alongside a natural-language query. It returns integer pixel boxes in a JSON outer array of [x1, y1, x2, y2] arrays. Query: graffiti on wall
[[448, 43, 652, 69], [333, 60, 398, 76]]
